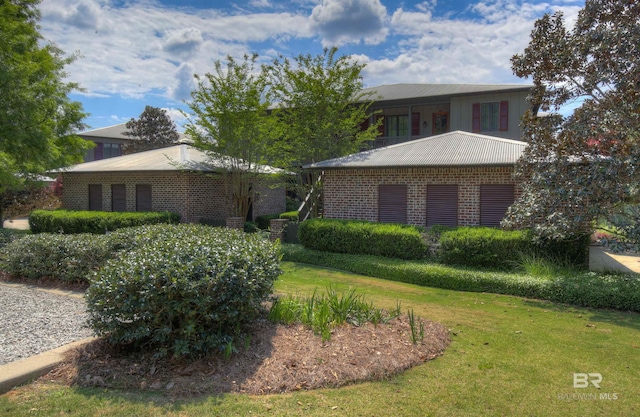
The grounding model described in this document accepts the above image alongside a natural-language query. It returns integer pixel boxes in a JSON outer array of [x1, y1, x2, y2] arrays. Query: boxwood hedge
[[29, 209, 180, 234], [298, 218, 428, 260]]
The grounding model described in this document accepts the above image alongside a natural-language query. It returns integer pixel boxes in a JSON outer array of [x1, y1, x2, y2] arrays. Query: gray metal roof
[[58, 144, 283, 174], [78, 123, 190, 142], [78, 123, 132, 139], [304, 131, 527, 169], [360, 83, 531, 103]]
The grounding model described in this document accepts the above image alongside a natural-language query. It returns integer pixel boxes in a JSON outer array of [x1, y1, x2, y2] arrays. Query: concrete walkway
[[2, 217, 29, 230], [589, 245, 640, 274]]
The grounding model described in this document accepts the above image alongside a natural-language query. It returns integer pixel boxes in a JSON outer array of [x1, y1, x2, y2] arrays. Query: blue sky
[[39, 0, 585, 131]]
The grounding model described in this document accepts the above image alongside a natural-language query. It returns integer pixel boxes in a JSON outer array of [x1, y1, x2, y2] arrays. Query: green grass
[[1, 262, 639, 416]]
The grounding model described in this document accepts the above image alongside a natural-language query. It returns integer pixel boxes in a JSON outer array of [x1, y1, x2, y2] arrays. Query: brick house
[[59, 144, 286, 224], [305, 131, 527, 227], [361, 83, 531, 148]]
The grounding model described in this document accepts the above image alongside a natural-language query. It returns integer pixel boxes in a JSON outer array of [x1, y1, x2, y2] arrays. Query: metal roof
[[304, 131, 527, 169], [360, 83, 531, 103], [78, 123, 132, 139], [58, 144, 283, 174]]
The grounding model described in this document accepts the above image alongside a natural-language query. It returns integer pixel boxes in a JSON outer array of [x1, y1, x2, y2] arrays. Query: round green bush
[[86, 224, 282, 358]]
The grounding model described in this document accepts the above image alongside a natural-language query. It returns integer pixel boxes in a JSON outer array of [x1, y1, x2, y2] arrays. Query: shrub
[[438, 227, 591, 270], [282, 245, 640, 313], [0, 228, 28, 249], [255, 213, 280, 230], [1, 233, 117, 282], [29, 209, 180, 234], [86, 224, 282, 358], [279, 211, 299, 221], [298, 218, 428, 260], [438, 227, 532, 270]]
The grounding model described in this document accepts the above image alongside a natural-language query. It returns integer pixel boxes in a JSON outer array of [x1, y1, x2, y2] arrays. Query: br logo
[[573, 373, 602, 388]]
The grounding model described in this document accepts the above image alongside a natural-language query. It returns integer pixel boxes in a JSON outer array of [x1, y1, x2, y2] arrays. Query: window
[[480, 184, 515, 227], [111, 184, 126, 212], [432, 112, 449, 135], [88, 184, 102, 211], [94, 142, 122, 160], [378, 184, 407, 224], [377, 113, 421, 137], [472, 101, 509, 132], [136, 184, 152, 211], [426, 185, 458, 227]]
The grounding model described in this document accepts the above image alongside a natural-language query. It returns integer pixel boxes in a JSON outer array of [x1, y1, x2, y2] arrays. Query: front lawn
[[1, 262, 638, 416]]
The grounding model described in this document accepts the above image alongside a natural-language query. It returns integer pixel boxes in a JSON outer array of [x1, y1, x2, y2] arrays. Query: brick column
[[269, 219, 289, 242], [226, 217, 244, 230]]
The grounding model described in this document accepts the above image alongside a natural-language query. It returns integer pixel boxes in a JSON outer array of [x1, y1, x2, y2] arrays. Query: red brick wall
[[62, 171, 285, 223], [322, 166, 521, 227]]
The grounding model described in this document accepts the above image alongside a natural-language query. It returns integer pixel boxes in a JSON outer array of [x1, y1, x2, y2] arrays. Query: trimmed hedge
[[282, 245, 640, 313], [279, 211, 299, 221], [438, 227, 591, 270], [86, 224, 282, 357], [29, 209, 180, 234], [298, 218, 428, 260]]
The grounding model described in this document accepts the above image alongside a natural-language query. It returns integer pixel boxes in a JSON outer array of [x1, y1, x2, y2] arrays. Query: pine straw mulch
[[45, 315, 450, 398]]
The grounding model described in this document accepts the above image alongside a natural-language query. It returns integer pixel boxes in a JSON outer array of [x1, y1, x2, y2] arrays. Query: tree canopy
[[122, 106, 180, 154], [504, 0, 640, 249], [266, 47, 379, 217], [0, 0, 90, 223], [185, 54, 275, 220]]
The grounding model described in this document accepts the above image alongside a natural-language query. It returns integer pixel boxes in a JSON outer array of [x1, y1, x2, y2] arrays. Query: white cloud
[[170, 63, 197, 101], [162, 28, 203, 57], [310, 0, 389, 46]]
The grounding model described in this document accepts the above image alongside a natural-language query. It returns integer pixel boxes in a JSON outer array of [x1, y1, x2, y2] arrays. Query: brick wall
[[62, 171, 286, 223], [322, 166, 521, 227]]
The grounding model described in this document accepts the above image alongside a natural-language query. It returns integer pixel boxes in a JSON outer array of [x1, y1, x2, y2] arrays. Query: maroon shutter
[[359, 117, 370, 132], [88, 184, 102, 211], [480, 184, 515, 227], [412, 112, 420, 136], [472, 103, 481, 132], [136, 184, 152, 212], [378, 184, 407, 224], [94, 142, 104, 160], [426, 185, 458, 227], [499, 101, 509, 131], [376, 115, 385, 137], [111, 184, 126, 212]]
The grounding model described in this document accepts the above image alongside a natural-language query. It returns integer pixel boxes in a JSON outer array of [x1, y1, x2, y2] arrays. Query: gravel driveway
[[0, 284, 93, 366]]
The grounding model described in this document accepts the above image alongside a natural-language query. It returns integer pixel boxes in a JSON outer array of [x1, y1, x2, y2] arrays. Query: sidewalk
[[589, 245, 640, 274], [2, 217, 29, 230]]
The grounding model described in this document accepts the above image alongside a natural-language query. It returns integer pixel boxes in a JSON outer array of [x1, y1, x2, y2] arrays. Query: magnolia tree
[[122, 106, 180, 154], [503, 0, 640, 250], [185, 54, 276, 221]]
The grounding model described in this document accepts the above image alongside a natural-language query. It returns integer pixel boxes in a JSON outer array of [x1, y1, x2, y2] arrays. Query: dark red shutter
[[426, 185, 458, 227], [376, 115, 385, 137], [136, 184, 152, 212], [359, 117, 370, 132], [88, 184, 102, 211], [480, 184, 515, 227], [111, 184, 126, 212], [472, 103, 481, 133], [378, 184, 407, 224], [94, 142, 104, 160], [499, 101, 509, 131], [412, 112, 420, 136]]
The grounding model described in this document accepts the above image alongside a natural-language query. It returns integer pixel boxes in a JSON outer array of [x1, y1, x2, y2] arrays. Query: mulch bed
[[46, 315, 450, 398]]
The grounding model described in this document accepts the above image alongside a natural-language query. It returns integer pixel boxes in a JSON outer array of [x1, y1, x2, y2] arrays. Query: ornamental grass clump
[[86, 224, 282, 358]]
